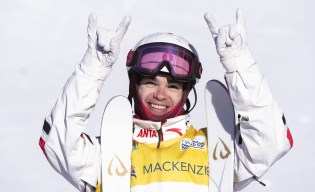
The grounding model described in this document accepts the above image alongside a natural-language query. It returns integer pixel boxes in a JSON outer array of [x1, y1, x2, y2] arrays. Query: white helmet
[[126, 32, 202, 82]]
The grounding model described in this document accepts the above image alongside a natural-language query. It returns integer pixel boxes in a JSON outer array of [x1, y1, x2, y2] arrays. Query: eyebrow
[[167, 78, 182, 85], [142, 75, 182, 85]]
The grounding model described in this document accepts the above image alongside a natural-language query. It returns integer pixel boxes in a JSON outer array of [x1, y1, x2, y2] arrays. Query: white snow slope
[[0, 0, 313, 191]]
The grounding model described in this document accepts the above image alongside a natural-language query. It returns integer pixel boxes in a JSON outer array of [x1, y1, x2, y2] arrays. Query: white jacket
[[39, 59, 293, 191]]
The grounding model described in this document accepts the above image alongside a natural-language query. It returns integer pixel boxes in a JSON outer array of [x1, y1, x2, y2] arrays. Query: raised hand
[[86, 13, 131, 67], [204, 9, 255, 72]]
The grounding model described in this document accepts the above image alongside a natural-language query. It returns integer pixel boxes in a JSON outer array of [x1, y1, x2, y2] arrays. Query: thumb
[[87, 12, 98, 49]]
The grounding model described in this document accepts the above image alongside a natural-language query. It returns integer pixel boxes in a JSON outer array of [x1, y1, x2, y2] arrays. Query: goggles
[[126, 43, 202, 81]]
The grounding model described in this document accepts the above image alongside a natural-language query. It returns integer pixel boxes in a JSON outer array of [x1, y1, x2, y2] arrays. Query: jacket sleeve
[[224, 64, 293, 190], [39, 58, 112, 190]]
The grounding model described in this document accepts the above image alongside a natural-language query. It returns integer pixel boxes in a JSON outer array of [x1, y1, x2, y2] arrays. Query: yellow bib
[[96, 126, 208, 191], [131, 126, 208, 187]]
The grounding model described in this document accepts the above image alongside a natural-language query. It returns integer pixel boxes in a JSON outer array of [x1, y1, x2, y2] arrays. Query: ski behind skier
[[100, 96, 133, 192], [205, 80, 235, 192]]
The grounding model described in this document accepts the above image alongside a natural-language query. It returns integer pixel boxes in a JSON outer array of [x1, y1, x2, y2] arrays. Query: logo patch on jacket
[[131, 166, 137, 178], [136, 129, 157, 138], [132, 140, 139, 151], [180, 136, 206, 151]]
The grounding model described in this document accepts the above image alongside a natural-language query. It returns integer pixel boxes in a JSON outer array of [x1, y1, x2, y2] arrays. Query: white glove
[[80, 13, 131, 78], [204, 9, 255, 72]]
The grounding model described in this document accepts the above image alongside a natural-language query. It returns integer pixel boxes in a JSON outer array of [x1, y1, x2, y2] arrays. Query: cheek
[[171, 91, 184, 104], [137, 85, 151, 101]]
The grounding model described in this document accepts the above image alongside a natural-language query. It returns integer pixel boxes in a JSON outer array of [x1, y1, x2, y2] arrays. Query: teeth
[[150, 103, 166, 109]]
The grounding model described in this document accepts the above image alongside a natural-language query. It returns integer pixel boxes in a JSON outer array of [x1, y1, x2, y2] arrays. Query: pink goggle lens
[[139, 52, 191, 75]]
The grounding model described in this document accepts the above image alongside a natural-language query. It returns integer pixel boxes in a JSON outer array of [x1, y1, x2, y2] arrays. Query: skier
[[39, 9, 293, 191]]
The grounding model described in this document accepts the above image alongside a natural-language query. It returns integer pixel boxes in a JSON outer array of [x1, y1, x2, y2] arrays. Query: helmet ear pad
[[127, 71, 194, 121]]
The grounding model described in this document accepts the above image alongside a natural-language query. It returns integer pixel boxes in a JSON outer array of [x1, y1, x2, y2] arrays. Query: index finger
[[115, 16, 132, 40], [204, 12, 219, 38]]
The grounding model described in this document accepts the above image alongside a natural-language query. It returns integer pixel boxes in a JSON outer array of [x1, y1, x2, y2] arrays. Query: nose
[[153, 86, 167, 101]]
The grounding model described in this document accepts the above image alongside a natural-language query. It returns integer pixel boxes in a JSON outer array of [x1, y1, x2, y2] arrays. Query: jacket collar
[[132, 114, 190, 143]]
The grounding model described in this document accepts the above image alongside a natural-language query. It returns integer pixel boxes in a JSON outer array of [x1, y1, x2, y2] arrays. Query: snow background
[[0, 0, 313, 191]]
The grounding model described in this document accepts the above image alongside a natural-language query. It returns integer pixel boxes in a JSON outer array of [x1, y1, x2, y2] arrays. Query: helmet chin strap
[[184, 86, 197, 114]]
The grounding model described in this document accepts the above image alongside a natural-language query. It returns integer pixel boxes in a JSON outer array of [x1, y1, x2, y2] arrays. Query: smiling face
[[137, 74, 184, 117]]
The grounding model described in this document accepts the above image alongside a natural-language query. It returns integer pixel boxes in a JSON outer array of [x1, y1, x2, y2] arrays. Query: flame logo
[[213, 138, 231, 160], [107, 154, 128, 176]]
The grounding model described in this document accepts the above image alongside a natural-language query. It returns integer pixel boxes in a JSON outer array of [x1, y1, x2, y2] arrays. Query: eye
[[144, 80, 156, 88], [168, 85, 179, 89], [168, 83, 182, 91]]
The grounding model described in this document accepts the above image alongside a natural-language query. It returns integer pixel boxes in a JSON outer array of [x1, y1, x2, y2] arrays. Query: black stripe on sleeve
[[43, 120, 51, 135], [282, 114, 287, 125], [83, 133, 94, 145]]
